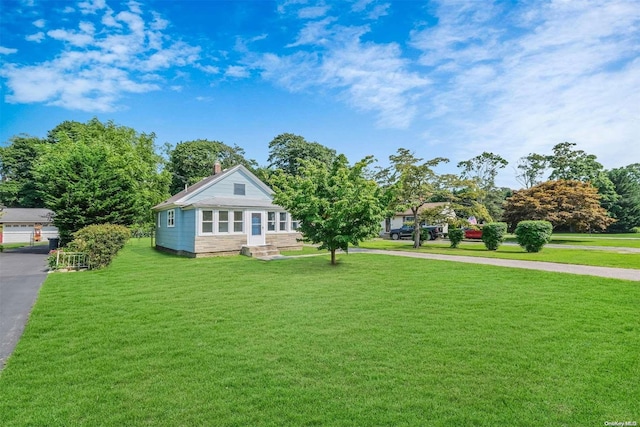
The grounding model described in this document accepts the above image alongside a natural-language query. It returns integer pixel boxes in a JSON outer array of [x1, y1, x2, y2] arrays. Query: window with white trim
[[167, 209, 175, 227], [279, 212, 288, 231], [291, 218, 300, 231], [201, 210, 213, 233], [267, 211, 276, 231], [219, 211, 229, 233], [233, 211, 243, 232]]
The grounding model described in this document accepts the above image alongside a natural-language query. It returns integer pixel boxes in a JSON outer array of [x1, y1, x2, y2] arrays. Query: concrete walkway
[[265, 246, 639, 282], [348, 248, 640, 282]]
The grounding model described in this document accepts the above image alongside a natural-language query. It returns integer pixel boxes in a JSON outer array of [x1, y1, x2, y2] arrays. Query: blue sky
[[1, 0, 639, 188]]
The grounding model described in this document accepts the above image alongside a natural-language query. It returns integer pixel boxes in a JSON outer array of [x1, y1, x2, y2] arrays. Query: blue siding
[[155, 208, 196, 253], [182, 169, 272, 204]]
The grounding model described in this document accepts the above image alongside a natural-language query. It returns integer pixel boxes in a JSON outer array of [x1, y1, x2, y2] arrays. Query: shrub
[[632, 226, 640, 234], [514, 220, 553, 253], [448, 228, 464, 248], [68, 224, 131, 269], [481, 222, 507, 251]]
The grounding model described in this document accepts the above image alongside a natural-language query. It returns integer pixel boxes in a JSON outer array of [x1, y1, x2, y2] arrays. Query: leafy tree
[[0, 134, 51, 207], [381, 148, 449, 248], [547, 142, 603, 181], [515, 153, 548, 189], [457, 152, 508, 220], [34, 119, 167, 243], [167, 139, 257, 194], [267, 133, 337, 176], [503, 180, 615, 232], [272, 155, 385, 265], [547, 141, 617, 210], [606, 166, 640, 232]]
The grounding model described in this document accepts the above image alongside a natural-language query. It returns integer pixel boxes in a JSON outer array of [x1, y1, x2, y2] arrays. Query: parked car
[[464, 227, 483, 239], [390, 225, 443, 241]]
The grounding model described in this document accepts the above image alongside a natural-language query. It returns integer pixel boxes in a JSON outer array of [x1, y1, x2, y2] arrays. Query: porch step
[[241, 244, 281, 258]]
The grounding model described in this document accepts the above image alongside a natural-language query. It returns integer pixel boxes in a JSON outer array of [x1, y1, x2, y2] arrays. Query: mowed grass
[[360, 239, 640, 269], [0, 240, 638, 426]]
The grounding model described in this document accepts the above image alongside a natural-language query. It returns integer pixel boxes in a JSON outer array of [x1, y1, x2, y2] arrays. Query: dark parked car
[[390, 225, 443, 241], [464, 228, 483, 239]]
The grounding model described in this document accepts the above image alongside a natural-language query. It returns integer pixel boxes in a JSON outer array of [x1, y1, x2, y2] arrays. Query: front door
[[247, 211, 265, 246]]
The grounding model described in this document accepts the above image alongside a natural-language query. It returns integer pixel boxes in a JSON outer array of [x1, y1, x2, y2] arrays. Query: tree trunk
[[412, 207, 420, 248], [331, 249, 336, 265]]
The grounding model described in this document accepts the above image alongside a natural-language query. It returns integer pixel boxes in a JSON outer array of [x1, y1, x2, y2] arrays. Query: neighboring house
[[152, 163, 302, 257], [380, 202, 452, 236], [0, 208, 58, 244]]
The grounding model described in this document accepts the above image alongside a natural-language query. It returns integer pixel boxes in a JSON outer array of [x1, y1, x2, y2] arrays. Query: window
[[403, 216, 414, 224], [167, 209, 175, 227], [267, 211, 276, 231], [157, 212, 161, 228], [234, 183, 245, 195], [291, 218, 300, 231], [201, 210, 213, 233], [219, 211, 229, 232], [279, 212, 288, 231], [233, 211, 244, 232]]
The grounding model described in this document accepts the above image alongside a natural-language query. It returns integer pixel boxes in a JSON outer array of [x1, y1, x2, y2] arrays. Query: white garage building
[[0, 208, 58, 244]]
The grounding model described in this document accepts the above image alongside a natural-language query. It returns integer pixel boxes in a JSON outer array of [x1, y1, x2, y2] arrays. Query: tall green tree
[[34, 119, 167, 243], [515, 153, 548, 189], [272, 155, 385, 265], [547, 141, 617, 209], [380, 148, 449, 248], [167, 139, 256, 194], [267, 133, 337, 176], [606, 165, 640, 232], [547, 142, 603, 181], [0, 134, 51, 207], [457, 152, 508, 220]]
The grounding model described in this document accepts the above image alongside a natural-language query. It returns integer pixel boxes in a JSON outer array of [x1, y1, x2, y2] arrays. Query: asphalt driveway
[[0, 245, 50, 368]]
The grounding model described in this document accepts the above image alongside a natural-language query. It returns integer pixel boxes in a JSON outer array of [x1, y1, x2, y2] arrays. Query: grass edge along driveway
[[0, 240, 638, 426]]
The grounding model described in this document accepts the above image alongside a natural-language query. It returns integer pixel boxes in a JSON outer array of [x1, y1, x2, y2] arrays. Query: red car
[[464, 228, 483, 239]]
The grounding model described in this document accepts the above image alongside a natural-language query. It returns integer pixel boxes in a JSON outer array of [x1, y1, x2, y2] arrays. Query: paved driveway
[[0, 245, 50, 368]]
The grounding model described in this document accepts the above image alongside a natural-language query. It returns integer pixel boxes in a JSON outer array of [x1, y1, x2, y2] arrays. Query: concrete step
[[241, 245, 281, 258]]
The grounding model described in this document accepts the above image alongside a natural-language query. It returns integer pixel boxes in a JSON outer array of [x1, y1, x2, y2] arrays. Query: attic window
[[234, 183, 245, 196]]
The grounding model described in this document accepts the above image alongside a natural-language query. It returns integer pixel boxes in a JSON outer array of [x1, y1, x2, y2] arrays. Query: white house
[[0, 208, 58, 244], [380, 202, 452, 236]]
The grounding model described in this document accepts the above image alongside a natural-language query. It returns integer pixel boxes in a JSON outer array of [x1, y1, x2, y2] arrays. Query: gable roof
[[152, 164, 274, 210], [0, 208, 56, 224]]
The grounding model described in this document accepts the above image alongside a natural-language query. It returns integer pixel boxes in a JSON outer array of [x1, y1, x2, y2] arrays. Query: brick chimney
[[213, 161, 222, 175]]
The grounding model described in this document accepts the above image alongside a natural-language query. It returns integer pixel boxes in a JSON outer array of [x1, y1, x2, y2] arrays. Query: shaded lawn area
[[360, 239, 640, 269], [0, 240, 638, 426]]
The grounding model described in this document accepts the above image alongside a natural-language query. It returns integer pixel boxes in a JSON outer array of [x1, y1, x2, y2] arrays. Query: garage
[[0, 208, 58, 244]]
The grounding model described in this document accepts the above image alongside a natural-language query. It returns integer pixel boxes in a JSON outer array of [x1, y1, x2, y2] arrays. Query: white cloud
[[0, 46, 18, 55], [78, 0, 107, 14], [47, 28, 94, 47], [255, 22, 428, 128], [409, 0, 640, 175], [225, 65, 250, 78], [1, 0, 201, 112], [25, 32, 45, 43], [298, 5, 330, 19], [33, 19, 46, 28], [286, 17, 336, 47]]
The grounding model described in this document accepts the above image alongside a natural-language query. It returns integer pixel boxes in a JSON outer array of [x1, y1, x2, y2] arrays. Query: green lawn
[[360, 239, 640, 269], [0, 240, 638, 426]]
